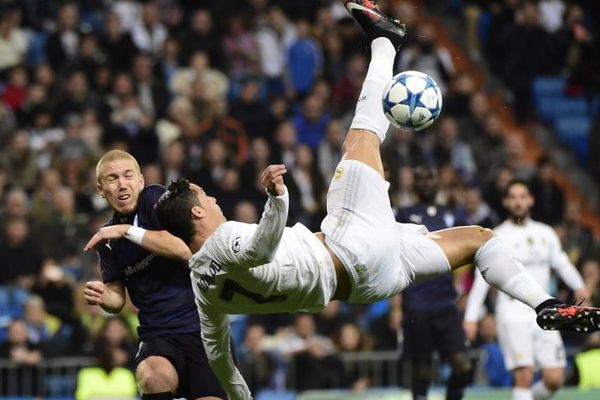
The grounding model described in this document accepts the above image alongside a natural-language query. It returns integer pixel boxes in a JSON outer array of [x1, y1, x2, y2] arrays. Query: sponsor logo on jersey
[[123, 253, 156, 277]]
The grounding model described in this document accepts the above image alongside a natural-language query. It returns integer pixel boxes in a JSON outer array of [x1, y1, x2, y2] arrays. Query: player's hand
[[260, 164, 287, 196], [84, 281, 105, 306], [84, 224, 131, 251], [463, 321, 478, 342]]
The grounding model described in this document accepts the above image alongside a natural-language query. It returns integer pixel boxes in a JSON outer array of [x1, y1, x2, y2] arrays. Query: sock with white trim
[[513, 387, 534, 400], [350, 37, 396, 143]]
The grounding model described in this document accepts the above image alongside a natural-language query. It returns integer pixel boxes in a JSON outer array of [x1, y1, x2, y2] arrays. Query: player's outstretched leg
[[428, 226, 600, 333], [341, 0, 406, 178]]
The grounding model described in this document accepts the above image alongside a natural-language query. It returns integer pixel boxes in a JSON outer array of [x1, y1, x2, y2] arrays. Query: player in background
[[83, 150, 226, 400], [153, 1, 600, 399], [464, 179, 590, 400], [396, 166, 471, 400]]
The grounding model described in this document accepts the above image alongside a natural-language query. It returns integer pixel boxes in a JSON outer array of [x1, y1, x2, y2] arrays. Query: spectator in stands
[[333, 322, 373, 390], [557, 201, 595, 269], [229, 77, 271, 141], [45, 2, 83, 73], [287, 19, 322, 99], [430, 116, 477, 182], [369, 295, 402, 351], [475, 314, 512, 388], [398, 22, 455, 95], [463, 186, 499, 228], [318, 119, 344, 182], [389, 165, 417, 210], [286, 314, 344, 391], [222, 14, 260, 80], [471, 112, 507, 180], [75, 335, 138, 400], [331, 52, 367, 114], [0, 217, 43, 288], [131, 52, 168, 120], [179, 9, 224, 70], [100, 12, 138, 71], [530, 156, 565, 226], [382, 128, 426, 169], [1, 66, 28, 112], [0, 8, 28, 73], [0, 318, 44, 396], [581, 259, 600, 307], [293, 93, 331, 150], [483, 165, 514, 221], [0, 130, 38, 191], [239, 324, 277, 395], [568, 332, 600, 389], [130, 1, 166, 57]]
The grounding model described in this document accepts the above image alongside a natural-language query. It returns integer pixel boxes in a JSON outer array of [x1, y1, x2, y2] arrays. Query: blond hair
[[96, 150, 141, 183]]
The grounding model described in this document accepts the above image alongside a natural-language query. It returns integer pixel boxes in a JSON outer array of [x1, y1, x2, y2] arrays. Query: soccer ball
[[382, 70, 443, 131]]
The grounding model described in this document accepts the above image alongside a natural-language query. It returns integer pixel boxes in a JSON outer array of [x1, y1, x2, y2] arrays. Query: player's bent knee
[[449, 352, 472, 375], [137, 357, 178, 393]]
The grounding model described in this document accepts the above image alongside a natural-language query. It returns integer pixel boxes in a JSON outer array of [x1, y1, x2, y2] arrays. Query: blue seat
[[0, 287, 10, 309], [255, 389, 296, 400], [537, 97, 588, 123], [532, 76, 566, 98], [554, 116, 591, 164]]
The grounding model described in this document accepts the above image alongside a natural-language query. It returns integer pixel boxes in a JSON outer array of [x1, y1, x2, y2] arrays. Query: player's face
[[189, 184, 224, 221], [97, 158, 145, 215], [503, 183, 534, 221]]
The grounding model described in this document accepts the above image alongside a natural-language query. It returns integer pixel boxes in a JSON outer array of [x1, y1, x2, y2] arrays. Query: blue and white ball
[[382, 70, 443, 131]]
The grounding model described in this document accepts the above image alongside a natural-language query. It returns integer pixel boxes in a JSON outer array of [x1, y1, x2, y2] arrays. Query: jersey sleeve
[[548, 229, 585, 291], [98, 241, 122, 283], [216, 188, 289, 269], [199, 303, 252, 400], [464, 269, 490, 322]]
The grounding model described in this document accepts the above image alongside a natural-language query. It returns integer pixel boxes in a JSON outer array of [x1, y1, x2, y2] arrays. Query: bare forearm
[[100, 283, 126, 314], [141, 230, 192, 261]]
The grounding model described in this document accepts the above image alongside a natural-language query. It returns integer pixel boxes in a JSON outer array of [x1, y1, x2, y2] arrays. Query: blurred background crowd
[[0, 0, 599, 397]]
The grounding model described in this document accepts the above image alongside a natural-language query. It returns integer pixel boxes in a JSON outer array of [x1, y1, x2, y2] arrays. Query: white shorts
[[321, 160, 450, 304], [497, 320, 566, 370]]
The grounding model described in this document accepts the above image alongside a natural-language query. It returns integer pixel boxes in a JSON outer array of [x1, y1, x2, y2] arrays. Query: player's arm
[[463, 268, 490, 341], [224, 165, 289, 269], [199, 304, 252, 400], [84, 280, 126, 314], [548, 229, 588, 300], [84, 224, 191, 262]]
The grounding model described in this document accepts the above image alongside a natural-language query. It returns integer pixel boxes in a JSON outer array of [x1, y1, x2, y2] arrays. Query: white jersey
[[465, 219, 585, 323], [189, 188, 336, 400]]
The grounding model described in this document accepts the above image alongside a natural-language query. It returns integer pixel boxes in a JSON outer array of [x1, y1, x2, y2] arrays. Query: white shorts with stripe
[[320, 160, 450, 304]]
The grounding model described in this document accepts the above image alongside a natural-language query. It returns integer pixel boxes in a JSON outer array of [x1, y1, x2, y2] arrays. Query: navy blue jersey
[[98, 185, 199, 339], [396, 204, 466, 310]]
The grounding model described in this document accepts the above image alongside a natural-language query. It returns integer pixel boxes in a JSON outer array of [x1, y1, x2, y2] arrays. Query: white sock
[[350, 37, 395, 143], [475, 237, 553, 311], [514, 387, 534, 400], [532, 381, 556, 400]]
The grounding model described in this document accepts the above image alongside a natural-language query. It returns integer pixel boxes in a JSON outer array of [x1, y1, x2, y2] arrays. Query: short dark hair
[[156, 178, 201, 244], [503, 178, 531, 198]]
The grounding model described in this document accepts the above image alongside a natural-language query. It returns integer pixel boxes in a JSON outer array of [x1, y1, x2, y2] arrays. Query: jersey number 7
[[219, 279, 288, 304]]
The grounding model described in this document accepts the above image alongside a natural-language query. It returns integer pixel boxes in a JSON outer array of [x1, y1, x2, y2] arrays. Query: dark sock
[[535, 298, 563, 314], [412, 378, 429, 400], [142, 392, 173, 400], [446, 371, 471, 400]]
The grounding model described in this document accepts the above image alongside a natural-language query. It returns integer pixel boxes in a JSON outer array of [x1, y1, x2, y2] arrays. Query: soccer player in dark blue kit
[[396, 166, 472, 400], [83, 150, 226, 400]]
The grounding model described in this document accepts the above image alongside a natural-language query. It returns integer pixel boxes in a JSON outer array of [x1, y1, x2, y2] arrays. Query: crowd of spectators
[[0, 0, 599, 396]]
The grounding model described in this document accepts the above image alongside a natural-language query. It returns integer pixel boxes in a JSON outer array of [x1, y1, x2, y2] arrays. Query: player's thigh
[[403, 309, 435, 360], [431, 306, 469, 360], [178, 333, 227, 400], [534, 328, 566, 370], [427, 226, 494, 269], [497, 320, 535, 370]]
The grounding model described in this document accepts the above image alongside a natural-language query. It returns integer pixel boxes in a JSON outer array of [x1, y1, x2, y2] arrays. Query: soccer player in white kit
[[464, 180, 590, 400], [155, 2, 600, 399]]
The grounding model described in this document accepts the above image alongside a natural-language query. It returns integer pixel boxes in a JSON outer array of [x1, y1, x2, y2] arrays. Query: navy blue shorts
[[136, 333, 227, 399], [403, 305, 467, 361]]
